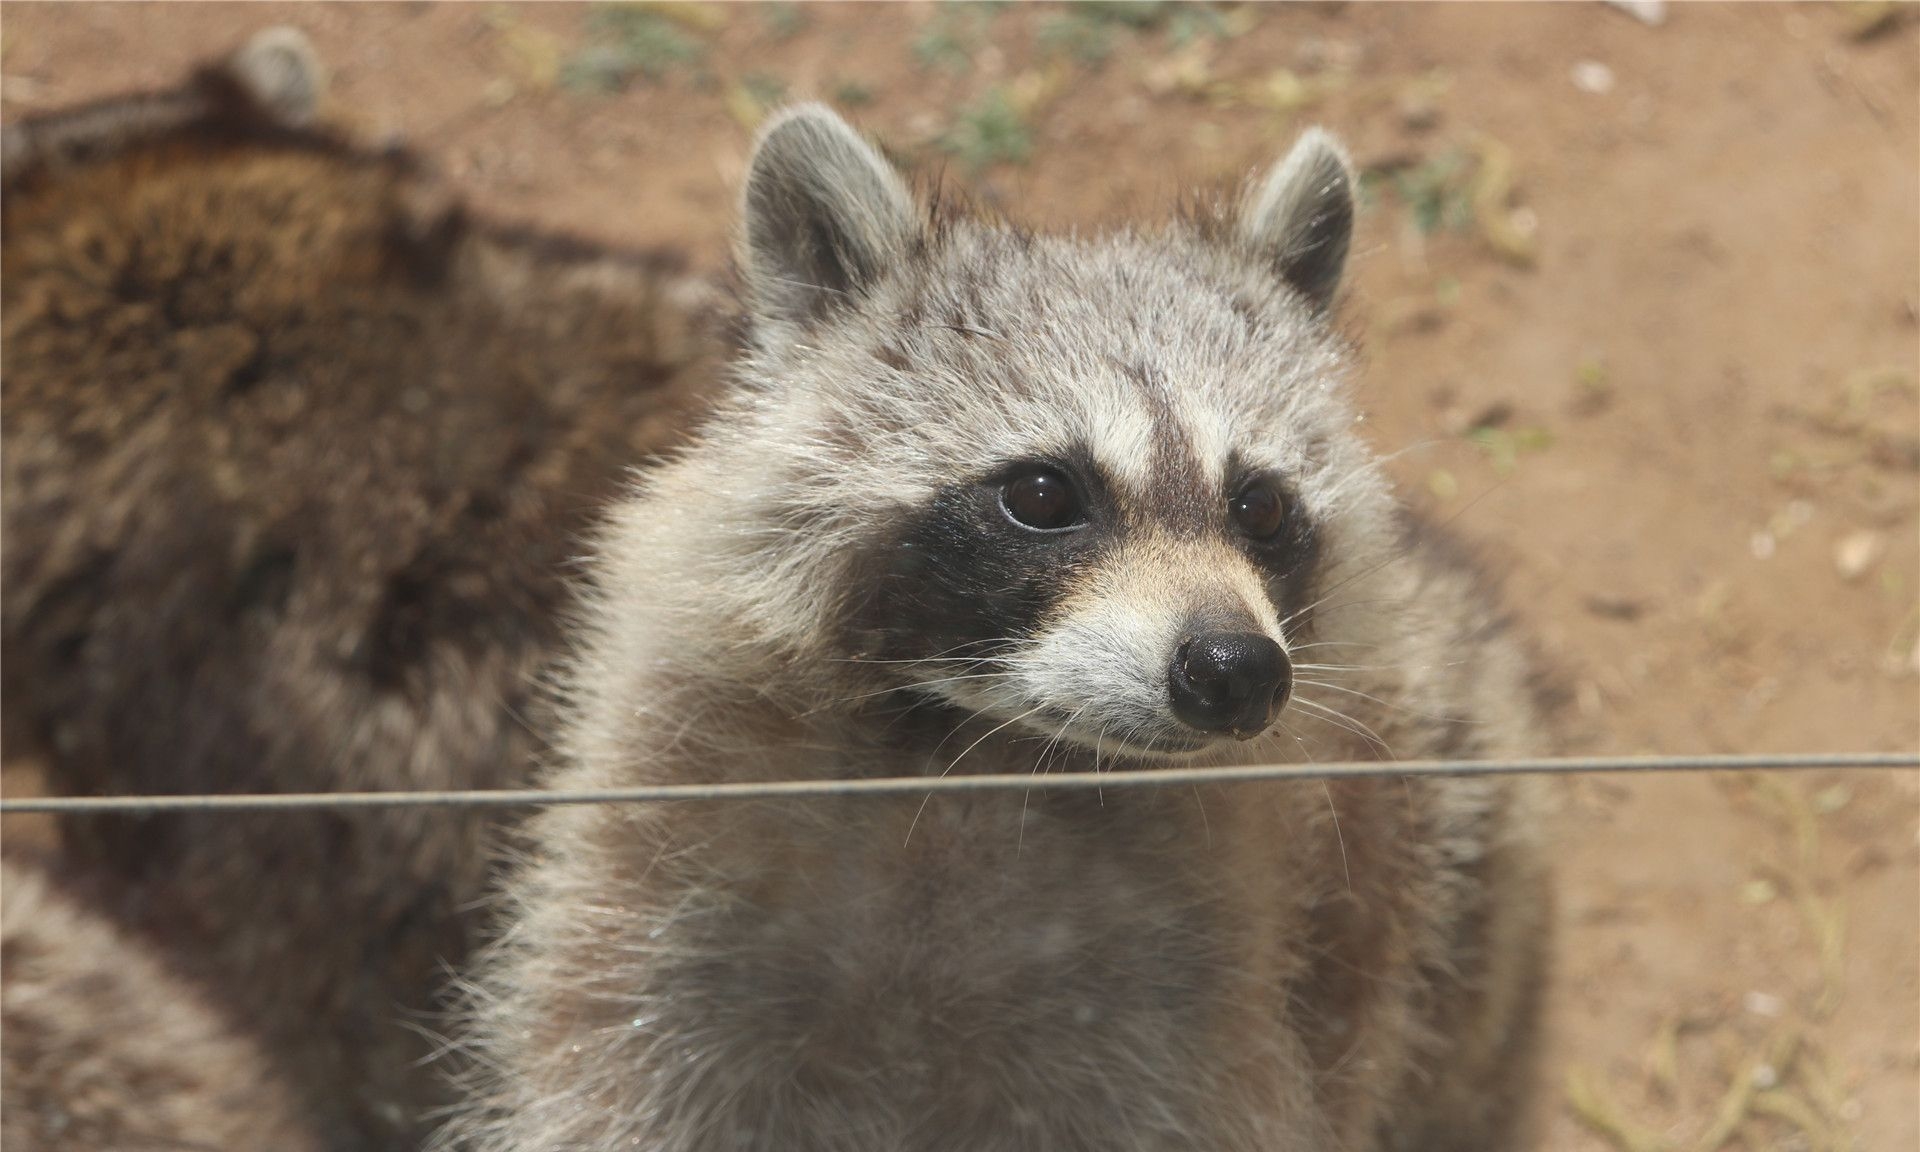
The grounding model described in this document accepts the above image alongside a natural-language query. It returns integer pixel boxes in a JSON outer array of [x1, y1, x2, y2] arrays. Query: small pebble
[[1605, 0, 1668, 26], [1835, 529, 1884, 580], [1571, 61, 1616, 95]]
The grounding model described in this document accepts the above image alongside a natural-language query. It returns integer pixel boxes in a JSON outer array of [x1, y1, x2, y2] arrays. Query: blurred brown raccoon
[[1, 29, 721, 1151], [1, 856, 323, 1152]]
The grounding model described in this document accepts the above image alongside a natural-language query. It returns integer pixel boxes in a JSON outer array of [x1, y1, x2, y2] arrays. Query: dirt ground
[[3, 3, 1915, 1149]]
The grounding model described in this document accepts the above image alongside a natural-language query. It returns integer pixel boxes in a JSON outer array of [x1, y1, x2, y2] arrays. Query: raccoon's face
[[734, 107, 1383, 761], [854, 451, 1316, 756]]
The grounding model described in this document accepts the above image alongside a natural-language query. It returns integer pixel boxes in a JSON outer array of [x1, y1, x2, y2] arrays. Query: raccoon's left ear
[[739, 103, 917, 330], [1241, 128, 1356, 312]]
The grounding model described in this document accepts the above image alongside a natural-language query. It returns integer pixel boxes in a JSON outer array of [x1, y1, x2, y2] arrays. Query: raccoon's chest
[[658, 792, 1314, 1149]]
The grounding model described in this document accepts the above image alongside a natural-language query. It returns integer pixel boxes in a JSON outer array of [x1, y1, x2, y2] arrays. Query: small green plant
[[914, 3, 1000, 72], [1391, 150, 1476, 236], [561, 4, 704, 92], [725, 71, 789, 129], [760, 2, 809, 41], [1467, 425, 1552, 475], [1039, 3, 1235, 67], [1075, 1, 1170, 30], [1165, 4, 1233, 45], [832, 79, 876, 107], [1037, 13, 1120, 64], [741, 72, 787, 108], [1038, 2, 1162, 64], [938, 87, 1031, 173]]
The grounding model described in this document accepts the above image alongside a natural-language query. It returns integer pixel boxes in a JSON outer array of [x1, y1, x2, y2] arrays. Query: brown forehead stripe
[[1112, 357, 1216, 536]]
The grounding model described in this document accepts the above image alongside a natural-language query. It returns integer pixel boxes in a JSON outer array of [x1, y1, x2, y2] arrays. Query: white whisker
[[1290, 696, 1394, 758], [905, 706, 1045, 846], [1322, 782, 1352, 894], [1293, 678, 1474, 726]]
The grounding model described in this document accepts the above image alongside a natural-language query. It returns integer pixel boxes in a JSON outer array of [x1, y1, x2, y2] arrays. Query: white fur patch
[[970, 535, 1286, 755]]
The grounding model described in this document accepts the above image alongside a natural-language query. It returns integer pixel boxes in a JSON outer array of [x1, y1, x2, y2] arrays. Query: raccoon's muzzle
[[1168, 631, 1292, 738]]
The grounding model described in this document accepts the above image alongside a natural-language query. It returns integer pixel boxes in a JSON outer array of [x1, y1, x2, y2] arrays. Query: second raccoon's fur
[[0, 857, 322, 1152], [443, 107, 1550, 1150], [1, 31, 720, 1152]]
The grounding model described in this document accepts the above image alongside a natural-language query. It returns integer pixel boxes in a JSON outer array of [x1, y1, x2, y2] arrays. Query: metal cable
[[3, 751, 1914, 815]]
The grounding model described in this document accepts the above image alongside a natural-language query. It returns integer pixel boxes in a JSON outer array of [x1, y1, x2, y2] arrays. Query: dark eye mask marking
[[839, 455, 1116, 673], [1224, 455, 1322, 635]]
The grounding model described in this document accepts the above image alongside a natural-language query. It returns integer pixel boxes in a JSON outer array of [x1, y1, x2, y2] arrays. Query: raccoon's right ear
[[739, 104, 916, 329], [1241, 128, 1356, 313]]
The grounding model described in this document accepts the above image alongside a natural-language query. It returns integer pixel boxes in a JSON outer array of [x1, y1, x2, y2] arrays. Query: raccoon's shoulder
[[1391, 507, 1524, 638], [0, 856, 323, 1152], [1383, 506, 1569, 758]]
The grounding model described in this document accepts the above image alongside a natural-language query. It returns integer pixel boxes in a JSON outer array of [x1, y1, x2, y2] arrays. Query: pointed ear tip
[[1291, 126, 1354, 177], [229, 25, 326, 125], [752, 102, 858, 149], [1294, 124, 1343, 148]]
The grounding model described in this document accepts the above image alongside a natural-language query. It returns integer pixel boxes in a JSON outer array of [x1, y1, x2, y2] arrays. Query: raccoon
[[1, 856, 322, 1152], [441, 106, 1551, 1151], [2, 30, 720, 1151]]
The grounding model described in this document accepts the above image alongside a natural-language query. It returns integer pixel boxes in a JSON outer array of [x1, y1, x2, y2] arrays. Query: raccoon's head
[[710, 105, 1393, 761]]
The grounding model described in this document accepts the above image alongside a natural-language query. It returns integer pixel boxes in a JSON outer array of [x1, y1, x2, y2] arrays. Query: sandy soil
[[4, 3, 1915, 1149]]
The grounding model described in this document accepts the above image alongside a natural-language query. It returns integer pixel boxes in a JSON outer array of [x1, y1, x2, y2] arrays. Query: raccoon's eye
[[1001, 469, 1084, 532], [1230, 478, 1289, 539]]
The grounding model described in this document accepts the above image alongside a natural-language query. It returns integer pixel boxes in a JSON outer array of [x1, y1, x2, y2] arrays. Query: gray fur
[[441, 111, 1550, 1151], [1, 859, 323, 1152], [740, 103, 917, 336], [1242, 127, 1356, 311]]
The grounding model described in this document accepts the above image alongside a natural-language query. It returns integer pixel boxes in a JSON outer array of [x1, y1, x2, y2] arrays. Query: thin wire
[[3, 752, 1914, 815]]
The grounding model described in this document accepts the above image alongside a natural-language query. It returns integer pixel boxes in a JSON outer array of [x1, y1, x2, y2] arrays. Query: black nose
[[1168, 632, 1291, 738]]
